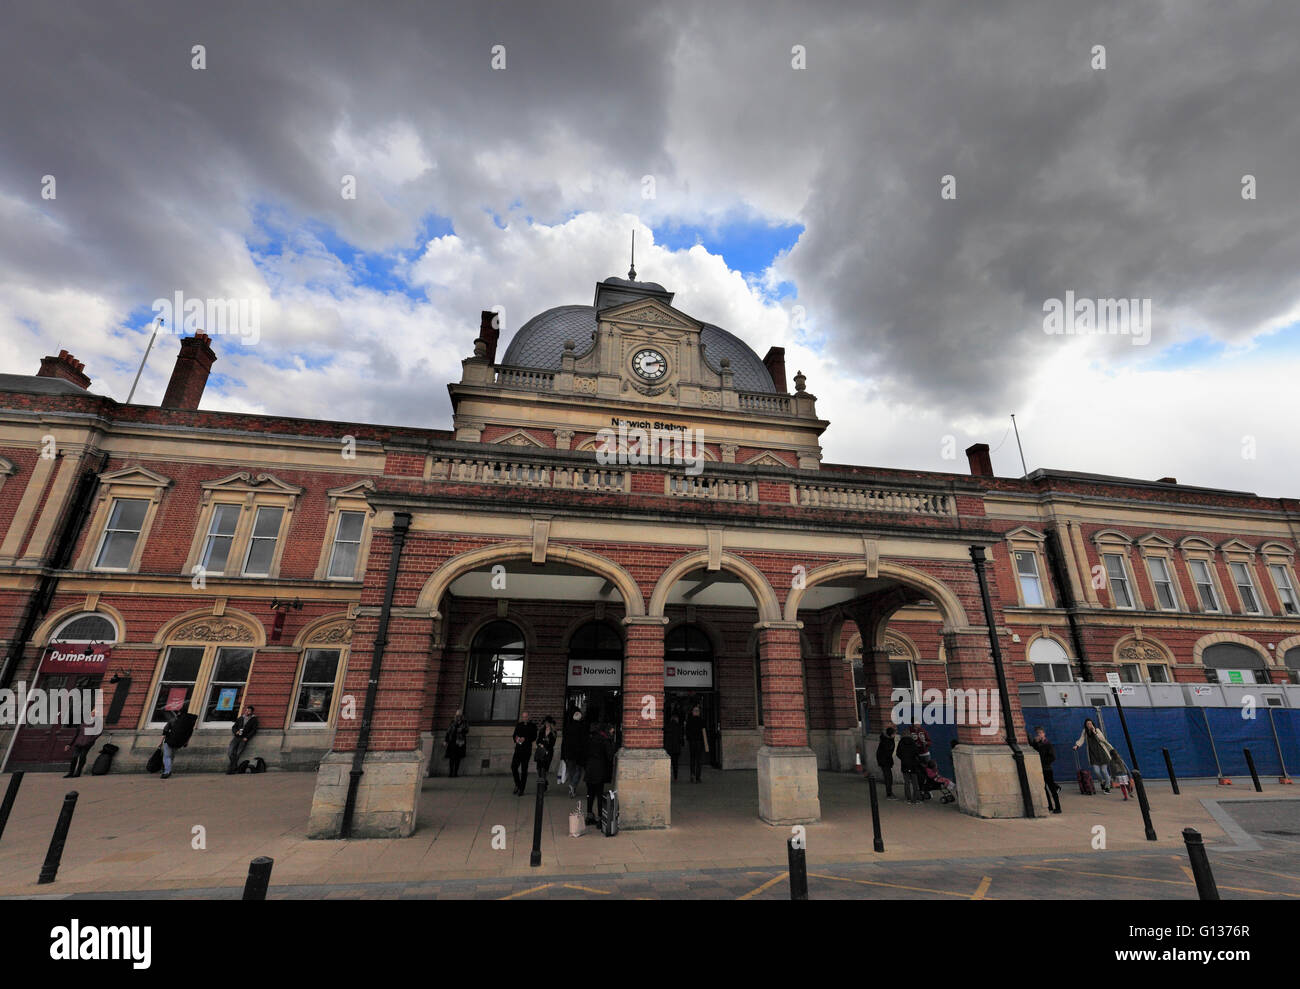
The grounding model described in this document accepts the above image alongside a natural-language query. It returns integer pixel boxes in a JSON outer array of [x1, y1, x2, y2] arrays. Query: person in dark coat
[[896, 725, 921, 803], [1030, 725, 1062, 813], [875, 725, 897, 798], [443, 710, 469, 778], [560, 708, 589, 797], [63, 704, 102, 778], [664, 711, 685, 781], [584, 723, 616, 824], [226, 705, 259, 774], [534, 716, 558, 781], [511, 711, 538, 795], [160, 708, 196, 779], [685, 704, 708, 783]]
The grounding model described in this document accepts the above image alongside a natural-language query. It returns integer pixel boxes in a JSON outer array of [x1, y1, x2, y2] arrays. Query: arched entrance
[[566, 620, 625, 743]]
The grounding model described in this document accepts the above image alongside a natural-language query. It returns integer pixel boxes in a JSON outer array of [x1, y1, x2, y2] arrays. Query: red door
[[7, 673, 102, 770]]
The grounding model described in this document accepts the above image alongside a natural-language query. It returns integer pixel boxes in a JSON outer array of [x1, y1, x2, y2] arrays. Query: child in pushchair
[[921, 758, 956, 804]]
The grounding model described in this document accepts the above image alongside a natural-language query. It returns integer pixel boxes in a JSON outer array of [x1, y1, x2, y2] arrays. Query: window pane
[[96, 531, 137, 569], [889, 660, 913, 689], [1104, 555, 1133, 608], [294, 650, 340, 724], [203, 647, 254, 724], [243, 537, 275, 575], [336, 511, 365, 542], [210, 504, 240, 536], [1032, 663, 1052, 682], [1019, 575, 1044, 606], [1120, 664, 1142, 683], [149, 646, 204, 723], [251, 506, 283, 538], [301, 649, 340, 685], [327, 540, 359, 579], [1015, 551, 1038, 577], [1271, 565, 1299, 615], [1147, 664, 1170, 683], [109, 498, 148, 531], [212, 647, 253, 682]]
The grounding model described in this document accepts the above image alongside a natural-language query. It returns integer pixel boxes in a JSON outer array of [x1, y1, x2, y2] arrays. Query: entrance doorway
[[566, 621, 624, 747], [665, 625, 720, 768]]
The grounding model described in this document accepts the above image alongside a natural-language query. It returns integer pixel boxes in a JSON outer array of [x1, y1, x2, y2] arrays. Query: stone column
[[615, 617, 671, 828], [944, 630, 1047, 819], [755, 622, 820, 824]]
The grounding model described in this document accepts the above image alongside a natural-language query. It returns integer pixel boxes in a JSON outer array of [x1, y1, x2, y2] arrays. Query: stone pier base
[[613, 747, 672, 828], [952, 744, 1048, 819], [756, 745, 821, 825], [307, 750, 426, 839]]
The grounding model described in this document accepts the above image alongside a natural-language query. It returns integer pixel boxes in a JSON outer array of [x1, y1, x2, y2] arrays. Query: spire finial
[[628, 230, 637, 280]]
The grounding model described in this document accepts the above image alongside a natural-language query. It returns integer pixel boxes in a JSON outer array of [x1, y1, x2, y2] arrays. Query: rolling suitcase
[[1072, 748, 1095, 795], [90, 742, 119, 776], [600, 789, 619, 837]]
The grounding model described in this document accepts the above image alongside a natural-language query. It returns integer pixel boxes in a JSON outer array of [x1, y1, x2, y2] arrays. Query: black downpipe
[[1, 452, 109, 690], [1043, 527, 1091, 680], [969, 545, 1035, 819], [339, 511, 412, 839]]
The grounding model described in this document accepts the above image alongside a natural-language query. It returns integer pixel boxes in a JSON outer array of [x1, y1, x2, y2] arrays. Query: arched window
[[1029, 637, 1073, 683], [1203, 643, 1269, 684], [52, 613, 117, 643], [1285, 646, 1300, 684], [465, 621, 525, 723], [666, 624, 712, 661], [569, 621, 622, 661]]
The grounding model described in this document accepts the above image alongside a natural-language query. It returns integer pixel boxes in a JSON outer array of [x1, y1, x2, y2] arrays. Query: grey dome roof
[[500, 304, 778, 394]]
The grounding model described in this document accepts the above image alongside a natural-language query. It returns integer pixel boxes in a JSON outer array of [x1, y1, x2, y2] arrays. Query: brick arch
[[33, 603, 127, 646], [452, 609, 540, 655], [1023, 629, 1073, 662], [782, 559, 967, 631], [663, 617, 725, 656], [1113, 633, 1175, 666], [561, 614, 626, 652], [416, 541, 645, 618], [1192, 631, 1270, 667], [648, 551, 781, 623]]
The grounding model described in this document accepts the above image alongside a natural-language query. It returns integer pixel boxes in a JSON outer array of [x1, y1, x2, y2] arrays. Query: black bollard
[[530, 775, 547, 867], [242, 856, 274, 900], [1181, 828, 1219, 901], [0, 771, 24, 844], [787, 835, 808, 900], [1242, 748, 1262, 793], [37, 791, 79, 885], [1161, 749, 1180, 795], [867, 774, 885, 853], [1131, 770, 1157, 842]]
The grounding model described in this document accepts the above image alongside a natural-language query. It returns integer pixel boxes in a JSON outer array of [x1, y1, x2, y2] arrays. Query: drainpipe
[[969, 545, 1035, 819], [1043, 527, 1091, 680], [339, 511, 411, 839]]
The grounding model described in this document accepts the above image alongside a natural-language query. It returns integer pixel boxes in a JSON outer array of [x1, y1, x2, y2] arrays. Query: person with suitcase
[[1071, 745, 1095, 795], [1073, 718, 1115, 793], [584, 722, 616, 826], [1029, 726, 1062, 813]]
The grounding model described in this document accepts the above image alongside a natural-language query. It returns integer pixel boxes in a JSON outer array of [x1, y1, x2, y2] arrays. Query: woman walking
[[1073, 718, 1116, 793], [685, 704, 709, 783], [444, 710, 469, 778], [584, 723, 616, 825], [534, 715, 558, 783]]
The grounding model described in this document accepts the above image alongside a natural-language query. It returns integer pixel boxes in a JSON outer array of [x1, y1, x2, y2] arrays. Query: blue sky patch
[[653, 218, 803, 282]]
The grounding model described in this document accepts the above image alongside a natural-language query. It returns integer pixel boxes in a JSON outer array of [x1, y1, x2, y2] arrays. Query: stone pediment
[[600, 298, 701, 334], [493, 429, 546, 448]]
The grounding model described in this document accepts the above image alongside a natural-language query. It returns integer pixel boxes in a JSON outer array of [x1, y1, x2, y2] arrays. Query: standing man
[[160, 708, 197, 780], [511, 711, 537, 795], [685, 703, 709, 783], [560, 708, 589, 798], [896, 725, 920, 804], [226, 704, 259, 774], [1030, 726, 1062, 813], [63, 704, 102, 779], [875, 725, 897, 799]]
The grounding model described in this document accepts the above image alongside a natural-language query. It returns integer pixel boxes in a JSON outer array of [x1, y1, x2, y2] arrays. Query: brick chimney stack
[[965, 443, 994, 477], [36, 350, 91, 389], [476, 310, 500, 364], [161, 333, 217, 409], [763, 346, 787, 392]]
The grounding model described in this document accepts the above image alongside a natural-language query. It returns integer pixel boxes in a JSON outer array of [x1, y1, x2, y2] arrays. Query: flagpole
[[126, 317, 164, 404]]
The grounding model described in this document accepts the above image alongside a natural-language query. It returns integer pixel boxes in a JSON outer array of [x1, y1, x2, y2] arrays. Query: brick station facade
[[1, 272, 1297, 837]]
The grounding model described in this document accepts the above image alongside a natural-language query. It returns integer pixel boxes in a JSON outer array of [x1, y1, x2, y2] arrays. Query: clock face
[[632, 348, 668, 380]]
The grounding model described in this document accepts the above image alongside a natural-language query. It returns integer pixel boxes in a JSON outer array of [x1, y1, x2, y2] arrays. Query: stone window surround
[[1113, 632, 1177, 682], [286, 616, 353, 730], [76, 466, 174, 574], [1091, 529, 1142, 610], [1177, 536, 1230, 614], [1215, 539, 1270, 617], [313, 480, 377, 581], [1004, 527, 1055, 609], [137, 609, 265, 731], [1024, 630, 1074, 680], [1134, 533, 1188, 613], [1260, 542, 1299, 616], [182, 472, 303, 581]]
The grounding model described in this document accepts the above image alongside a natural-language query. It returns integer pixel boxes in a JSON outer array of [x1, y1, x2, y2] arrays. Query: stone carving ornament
[[171, 619, 255, 643]]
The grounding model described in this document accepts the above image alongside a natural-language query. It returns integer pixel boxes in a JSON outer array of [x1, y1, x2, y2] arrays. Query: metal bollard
[[37, 791, 79, 885], [0, 771, 24, 844], [1161, 749, 1180, 795], [530, 775, 547, 867], [867, 774, 885, 853], [1181, 828, 1219, 901], [1243, 748, 1262, 793], [787, 836, 808, 900], [242, 856, 274, 900]]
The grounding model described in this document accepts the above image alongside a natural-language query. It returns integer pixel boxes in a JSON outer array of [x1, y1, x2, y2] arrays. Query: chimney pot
[[36, 350, 91, 389], [762, 346, 787, 392], [161, 333, 217, 409], [965, 443, 994, 477], [1157, 476, 1177, 484]]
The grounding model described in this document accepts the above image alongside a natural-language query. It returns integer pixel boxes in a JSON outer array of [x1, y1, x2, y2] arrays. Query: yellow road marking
[[738, 873, 787, 900], [971, 876, 992, 900], [1215, 860, 1300, 884], [1021, 864, 1300, 898], [1180, 865, 1195, 883], [562, 883, 612, 895], [500, 883, 554, 899], [809, 872, 991, 900]]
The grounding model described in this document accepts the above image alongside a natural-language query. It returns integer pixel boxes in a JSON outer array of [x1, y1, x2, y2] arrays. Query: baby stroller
[[922, 760, 957, 804]]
